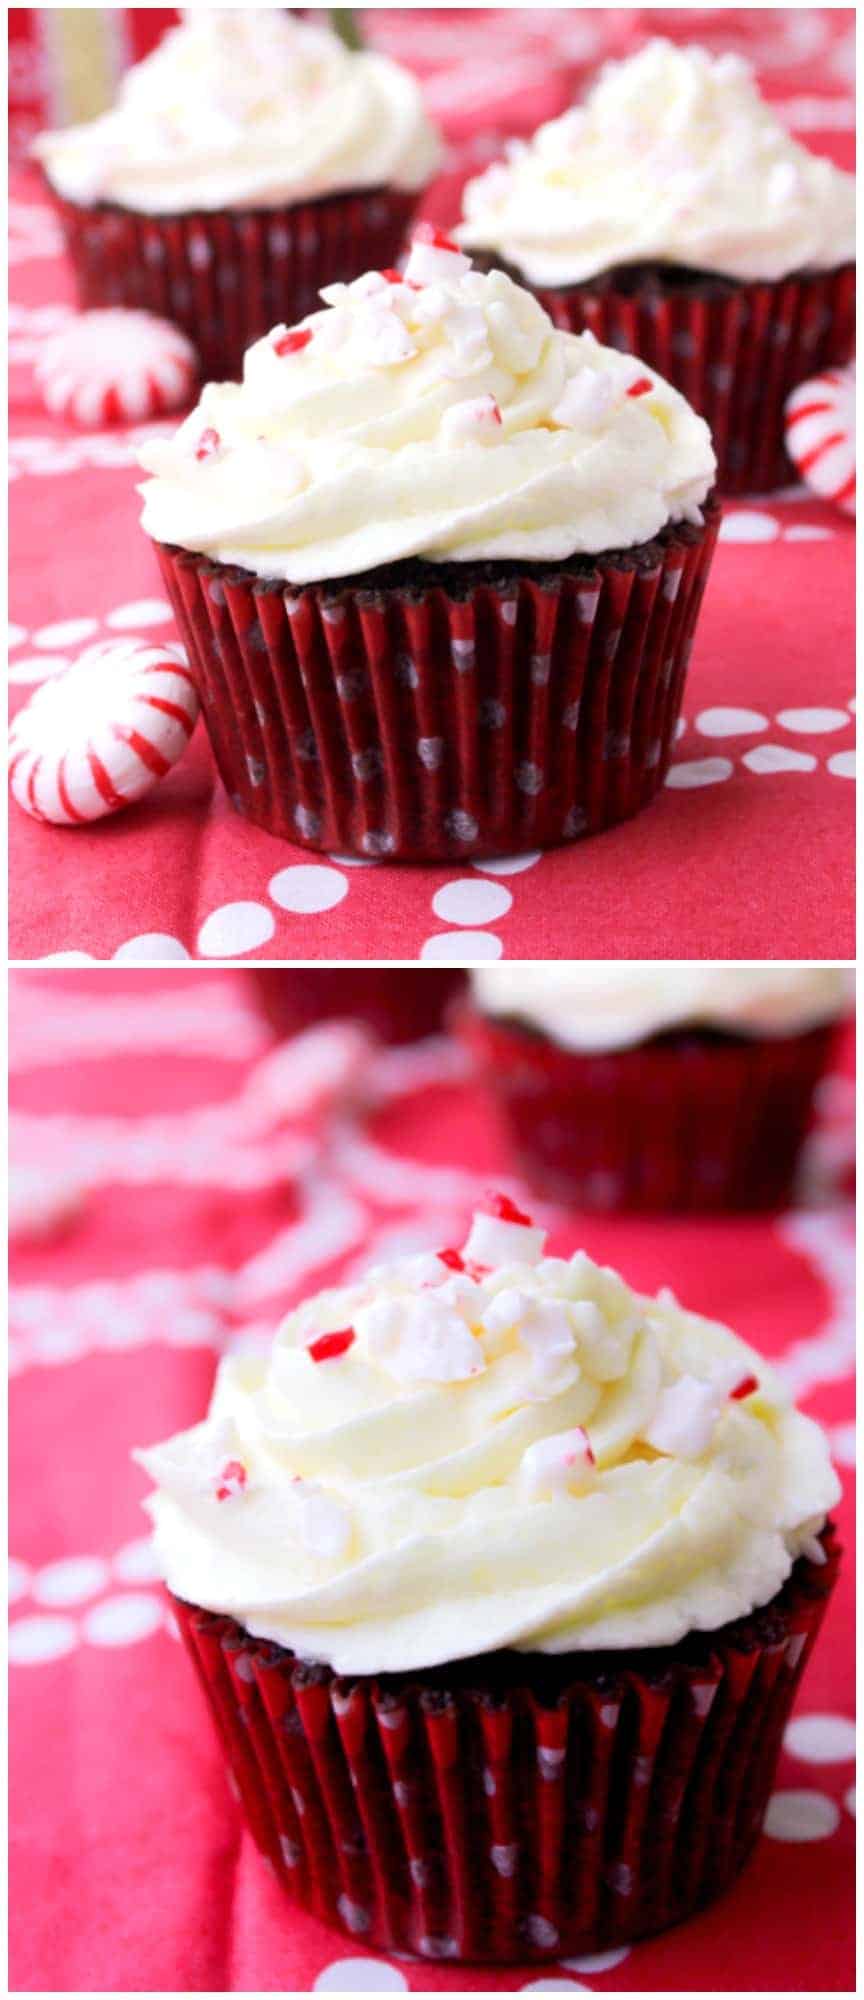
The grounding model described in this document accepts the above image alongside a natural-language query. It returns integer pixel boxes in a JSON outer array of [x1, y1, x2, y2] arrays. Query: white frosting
[[458, 40, 855, 286], [138, 247, 715, 582], [36, 9, 440, 213], [471, 966, 852, 1053], [135, 1202, 838, 1675]]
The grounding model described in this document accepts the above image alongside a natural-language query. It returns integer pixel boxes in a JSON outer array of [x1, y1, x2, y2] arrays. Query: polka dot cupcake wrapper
[[458, 1010, 839, 1212], [529, 264, 855, 498], [171, 1531, 838, 1965], [44, 179, 419, 383], [155, 501, 720, 861], [250, 968, 466, 1045]]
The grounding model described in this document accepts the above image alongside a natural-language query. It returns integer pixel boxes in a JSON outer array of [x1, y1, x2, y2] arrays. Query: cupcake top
[[135, 1195, 838, 1675], [35, 8, 440, 214], [471, 966, 852, 1053], [458, 39, 855, 287], [138, 235, 715, 583]]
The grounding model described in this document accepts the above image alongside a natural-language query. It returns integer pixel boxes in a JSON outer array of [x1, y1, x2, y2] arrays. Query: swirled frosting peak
[[138, 237, 715, 581], [36, 9, 441, 213], [135, 1193, 838, 1674], [458, 39, 855, 285]]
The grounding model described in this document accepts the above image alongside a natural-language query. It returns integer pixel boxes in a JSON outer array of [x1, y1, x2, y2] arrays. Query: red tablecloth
[[9, 971, 855, 1992], [8, 9, 855, 962]]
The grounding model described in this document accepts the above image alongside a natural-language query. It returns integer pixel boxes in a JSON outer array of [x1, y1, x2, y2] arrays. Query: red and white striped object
[[34, 308, 198, 427], [784, 364, 855, 516], [8, 639, 199, 825]]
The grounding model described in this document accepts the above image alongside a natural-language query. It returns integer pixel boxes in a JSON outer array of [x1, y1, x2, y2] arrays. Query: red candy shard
[[215, 1459, 247, 1500], [483, 1190, 533, 1225], [437, 1247, 466, 1272], [465, 1260, 491, 1282], [627, 375, 653, 398], [308, 1326, 356, 1363], [413, 222, 461, 253], [379, 268, 404, 284], [195, 426, 221, 460], [274, 326, 313, 357], [730, 1373, 759, 1400]]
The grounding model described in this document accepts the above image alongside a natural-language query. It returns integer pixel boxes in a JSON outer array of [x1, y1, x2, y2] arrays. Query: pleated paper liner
[[45, 180, 419, 382], [480, 258, 855, 496], [250, 968, 466, 1045], [457, 1010, 838, 1212], [154, 498, 720, 860], [171, 1528, 838, 1964]]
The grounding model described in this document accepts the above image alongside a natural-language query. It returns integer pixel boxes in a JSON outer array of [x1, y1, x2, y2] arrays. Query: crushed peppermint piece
[[274, 327, 313, 357], [730, 1373, 759, 1400], [357, 1294, 485, 1384], [437, 1247, 466, 1272], [520, 1426, 595, 1499], [215, 1458, 248, 1501], [440, 393, 503, 447], [195, 426, 221, 461], [465, 1205, 547, 1269], [627, 375, 654, 398], [485, 1191, 532, 1225], [413, 223, 462, 252], [307, 1327, 356, 1363], [643, 1375, 725, 1459], [553, 371, 617, 429], [404, 229, 472, 288]]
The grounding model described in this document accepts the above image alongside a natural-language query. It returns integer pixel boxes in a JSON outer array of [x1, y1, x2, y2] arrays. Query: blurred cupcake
[[138, 238, 718, 860], [35, 9, 441, 381], [250, 967, 466, 1045], [461, 966, 851, 1210], [458, 41, 855, 493], [135, 1197, 840, 1961]]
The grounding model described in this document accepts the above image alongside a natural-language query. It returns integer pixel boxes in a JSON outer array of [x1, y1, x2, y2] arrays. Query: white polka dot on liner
[[830, 1421, 855, 1466], [197, 901, 275, 957], [82, 1593, 165, 1647], [33, 617, 98, 649], [9, 622, 27, 648], [420, 930, 504, 963], [269, 864, 348, 914], [106, 598, 173, 629], [113, 934, 190, 962], [695, 706, 768, 738], [33, 1556, 108, 1607], [777, 706, 850, 733], [562, 1948, 631, 1973], [8, 1560, 32, 1603], [9, 652, 71, 685], [785, 1714, 856, 1764], [313, 1961, 408, 1992], [112, 1538, 161, 1585], [665, 757, 734, 789], [763, 1789, 840, 1841], [10, 1614, 77, 1665], [844, 1786, 855, 1818], [827, 750, 855, 778], [471, 851, 541, 876], [432, 879, 513, 926], [743, 745, 818, 774], [719, 511, 779, 543]]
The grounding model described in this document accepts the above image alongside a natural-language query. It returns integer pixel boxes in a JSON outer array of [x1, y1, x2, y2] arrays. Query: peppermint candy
[[34, 308, 198, 428], [9, 639, 199, 825], [519, 1427, 596, 1499], [784, 363, 855, 515]]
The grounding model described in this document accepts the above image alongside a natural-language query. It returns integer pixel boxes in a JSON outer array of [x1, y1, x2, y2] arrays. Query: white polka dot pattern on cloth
[[695, 707, 768, 737], [113, 935, 191, 962], [829, 1421, 855, 1466], [106, 599, 174, 630], [561, 1948, 631, 1972], [33, 1556, 109, 1606], [33, 618, 98, 650], [784, 1713, 856, 1764], [197, 902, 275, 957], [827, 750, 855, 778], [472, 851, 541, 875], [777, 707, 850, 733], [764, 1789, 841, 1841], [81, 1594, 166, 1646], [719, 510, 779, 543], [743, 745, 818, 774], [268, 865, 349, 915], [313, 1961, 408, 1992], [9, 1615, 77, 1665], [665, 757, 734, 788], [432, 879, 513, 926], [420, 930, 504, 961]]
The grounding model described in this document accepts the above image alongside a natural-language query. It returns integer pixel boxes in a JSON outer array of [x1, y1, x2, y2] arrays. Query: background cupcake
[[461, 965, 852, 1210], [251, 967, 466, 1046], [35, 9, 441, 381], [136, 1199, 840, 1962], [139, 237, 718, 860], [458, 40, 855, 494]]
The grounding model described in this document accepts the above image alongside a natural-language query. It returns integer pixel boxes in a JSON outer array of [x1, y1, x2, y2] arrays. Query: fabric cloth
[[8, 8, 855, 961], [9, 970, 855, 1992]]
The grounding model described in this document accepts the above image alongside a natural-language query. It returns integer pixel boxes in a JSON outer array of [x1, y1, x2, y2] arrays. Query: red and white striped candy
[[34, 308, 198, 428], [8, 639, 199, 825], [784, 363, 855, 515]]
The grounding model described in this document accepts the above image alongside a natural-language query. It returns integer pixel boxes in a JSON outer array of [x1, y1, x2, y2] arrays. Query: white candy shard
[[464, 1211, 547, 1267], [553, 371, 617, 429], [643, 1374, 725, 1459], [404, 238, 471, 287], [353, 306, 416, 367], [482, 1288, 578, 1389], [357, 1294, 485, 1384], [295, 1482, 352, 1560], [520, 1426, 595, 1499], [440, 394, 503, 447]]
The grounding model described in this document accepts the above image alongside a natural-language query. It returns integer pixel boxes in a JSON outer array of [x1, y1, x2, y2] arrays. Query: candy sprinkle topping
[[195, 426, 221, 460], [730, 1373, 759, 1400], [484, 1191, 533, 1225], [627, 375, 654, 398], [274, 326, 313, 357], [307, 1327, 356, 1363], [215, 1458, 247, 1500]]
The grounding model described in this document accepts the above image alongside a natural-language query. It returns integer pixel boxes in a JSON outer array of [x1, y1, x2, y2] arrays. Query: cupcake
[[35, 9, 441, 382], [138, 237, 718, 860], [135, 1196, 840, 1962], [458, 40, 855, 494], [251, 967, 466, 1046], [461, 966, 851, 1211]]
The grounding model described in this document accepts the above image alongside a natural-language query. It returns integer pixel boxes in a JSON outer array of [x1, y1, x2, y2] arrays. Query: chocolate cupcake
[[135, 1196, 840, 1962], [461, 966, 852, 1211], [138, 235, 718, 860], [458, 40, 855, 493], [35, 10, 441, 382], [251, 967, 466, 1046]]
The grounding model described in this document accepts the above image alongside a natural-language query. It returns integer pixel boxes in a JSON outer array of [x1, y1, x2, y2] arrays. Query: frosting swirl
[[138, 239, 715, 581], [458, 40, 855, 286], [36, 9, 440, 213], [135, 1198, 838, 1675], [471, 966, 853, 1052]]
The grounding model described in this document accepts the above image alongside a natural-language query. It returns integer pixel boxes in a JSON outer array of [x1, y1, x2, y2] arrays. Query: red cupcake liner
[[530, 264, 855, 495], [154, 499, 719, 859], [458, 1009, 838, 1211], [250, 968, 466, 1044], [171, 1528, 838, 1964], [45, 181, 419, 382]]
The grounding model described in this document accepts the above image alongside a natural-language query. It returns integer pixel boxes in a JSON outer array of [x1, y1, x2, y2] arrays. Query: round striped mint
[[34, 309, 198, 428], [8, 641, 199, 825], [785, 364, 855, 515]]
